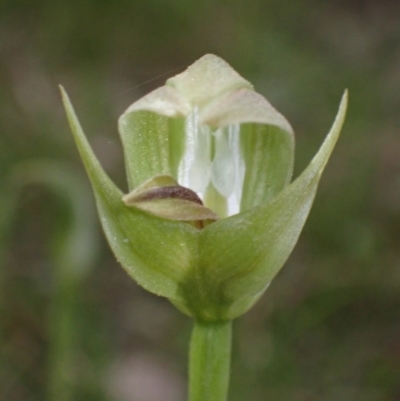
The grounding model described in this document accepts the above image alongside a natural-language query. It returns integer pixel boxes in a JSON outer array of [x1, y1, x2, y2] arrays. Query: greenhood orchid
[[61, 54, 347, 322]]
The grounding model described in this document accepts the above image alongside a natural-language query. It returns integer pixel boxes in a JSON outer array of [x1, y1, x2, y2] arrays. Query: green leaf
[[182, 90, 348, 321], [60, 86, 198, 302]]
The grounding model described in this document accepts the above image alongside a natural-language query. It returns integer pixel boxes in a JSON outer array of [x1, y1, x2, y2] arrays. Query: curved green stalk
[[189, 320, 232, 401], [2, 161, 97, 401]]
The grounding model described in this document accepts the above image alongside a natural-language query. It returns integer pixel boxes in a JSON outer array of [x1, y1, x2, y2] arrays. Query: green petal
[[199, 88, 293, 132], [118, 86, 189, 190], [183, 90, 348, 321], [60, 86, 198, 301], [240, 122, 294, 210], [166, 54, 253, 107], [200, 89, 294, 211]]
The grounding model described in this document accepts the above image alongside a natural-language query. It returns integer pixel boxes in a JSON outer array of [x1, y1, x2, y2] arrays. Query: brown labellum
[[123, 175, 218, 227], [132, 185, 203, 205]]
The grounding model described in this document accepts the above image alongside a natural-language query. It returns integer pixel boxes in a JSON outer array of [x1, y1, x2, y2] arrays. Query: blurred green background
[[1, 0, 400, 400]]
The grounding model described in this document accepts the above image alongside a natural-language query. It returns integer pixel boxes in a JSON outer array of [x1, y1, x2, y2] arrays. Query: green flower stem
[[189, 319, 233, 401]]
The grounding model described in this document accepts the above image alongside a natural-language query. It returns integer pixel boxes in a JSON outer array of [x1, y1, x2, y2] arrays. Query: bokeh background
[[1, 0, 400, 400]]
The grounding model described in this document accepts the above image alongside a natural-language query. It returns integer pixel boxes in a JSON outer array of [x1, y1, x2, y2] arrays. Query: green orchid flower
[[61, 54, 347, 401], [61, 54, 347, 323]]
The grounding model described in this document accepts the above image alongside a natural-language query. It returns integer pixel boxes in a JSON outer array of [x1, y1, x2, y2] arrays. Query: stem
[[47, 278, 79, 401], [189, 319, 232, 401]]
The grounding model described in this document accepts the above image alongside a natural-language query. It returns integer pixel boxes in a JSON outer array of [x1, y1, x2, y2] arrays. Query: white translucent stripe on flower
[[178, 108, 211, 194], [178, 112, 243, 216], [211, 128, 235, 198], [227, 124, 245, 216], [177, 108, 196, 188]]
